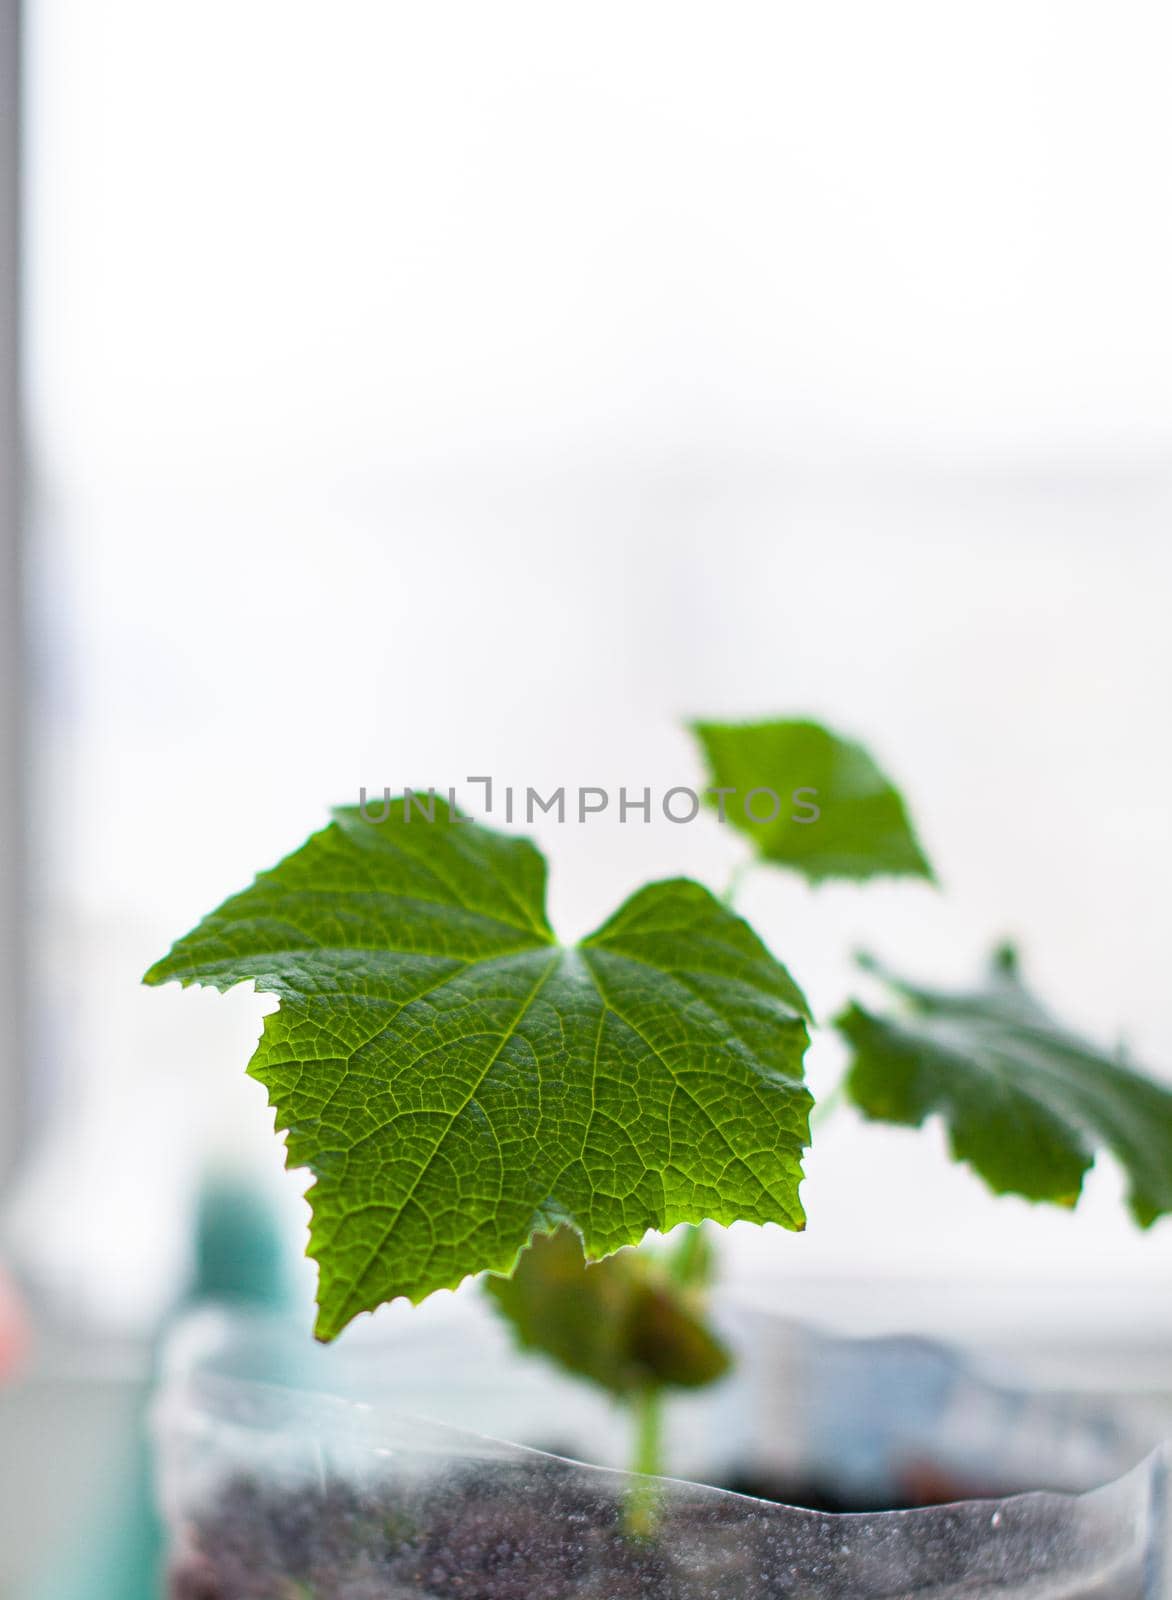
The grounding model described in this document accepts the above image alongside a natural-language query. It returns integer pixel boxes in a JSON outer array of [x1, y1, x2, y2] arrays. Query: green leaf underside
[[691, 719, 934, 884], [145, 799, 812, 1339], [839, 949, 1172, 1226], [485, 1226, 730, 1397]]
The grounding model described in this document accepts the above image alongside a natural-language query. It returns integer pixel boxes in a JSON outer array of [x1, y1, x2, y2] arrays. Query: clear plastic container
[[153, 1306, 1170, 1599]]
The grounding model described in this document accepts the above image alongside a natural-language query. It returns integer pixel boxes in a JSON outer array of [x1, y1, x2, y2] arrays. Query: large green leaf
[[690, 718, 934, 884], [145, 799, 812, 1338], [485, 1226, 730, 1397], [839, 947, 1172, 1225]]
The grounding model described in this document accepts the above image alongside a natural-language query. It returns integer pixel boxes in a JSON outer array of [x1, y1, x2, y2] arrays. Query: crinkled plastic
[[154, 1308, 1171, 1599]]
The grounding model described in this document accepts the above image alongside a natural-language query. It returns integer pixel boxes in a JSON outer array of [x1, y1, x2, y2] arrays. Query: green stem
[[720, 858, 752, 908], [624, 1387, 664, 1536], [633, 1386, 664, 1478], [666, 1221, 705, 1288], [810, 1071, 848, 1131]]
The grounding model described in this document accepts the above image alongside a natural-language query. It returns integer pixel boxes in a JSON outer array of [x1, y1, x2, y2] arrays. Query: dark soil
[[165, 1456, 1118, 1600], [169, 1464, 727, 1600]]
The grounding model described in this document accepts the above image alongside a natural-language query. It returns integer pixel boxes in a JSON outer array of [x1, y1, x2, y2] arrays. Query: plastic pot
[[153, 1306, 1170, 1599]]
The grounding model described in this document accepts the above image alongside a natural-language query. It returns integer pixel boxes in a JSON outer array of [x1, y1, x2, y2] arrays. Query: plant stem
[[721, 858, 752, 908], [810, 1070, 848, 1131], [624, 1387, 665, 1537], [632, 1386, 664, 1479], [666, 1221, 705, 1288]]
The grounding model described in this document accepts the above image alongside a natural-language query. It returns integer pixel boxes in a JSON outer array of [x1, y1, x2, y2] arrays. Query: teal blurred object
[[23, 1176, 297, 1600], [188, 1179, 292, 1313]]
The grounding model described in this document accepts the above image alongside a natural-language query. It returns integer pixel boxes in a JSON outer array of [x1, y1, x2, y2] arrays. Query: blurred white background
[[6, 0, 1172, 1350]]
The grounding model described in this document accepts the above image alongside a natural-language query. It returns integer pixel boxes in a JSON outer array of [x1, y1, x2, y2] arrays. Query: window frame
[[0, 0, 25, 1191]]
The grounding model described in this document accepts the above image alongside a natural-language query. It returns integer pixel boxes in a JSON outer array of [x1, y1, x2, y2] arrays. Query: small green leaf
[[145, 798, 812, 1339], [838, 948, 1172, 1225], [690, 718, 934, 884], [485, 1226, 730, 1396]]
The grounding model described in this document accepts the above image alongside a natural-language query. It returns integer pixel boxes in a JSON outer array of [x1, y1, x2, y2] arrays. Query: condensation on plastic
[[154, 1307, 1172, 1600]]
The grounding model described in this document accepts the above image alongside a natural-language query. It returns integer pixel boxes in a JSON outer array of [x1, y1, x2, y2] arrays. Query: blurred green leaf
[[485, 1226, 731, 1397], [691, 718, 934, 884], [839, 946, 1172, 1224]]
